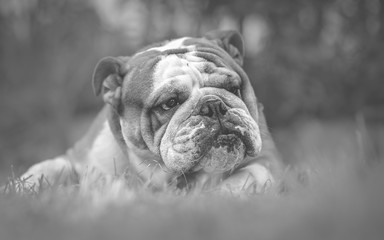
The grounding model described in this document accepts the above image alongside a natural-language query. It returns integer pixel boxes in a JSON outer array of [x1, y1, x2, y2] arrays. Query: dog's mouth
[[191, 133, 246, 173], [161, 109, 262, 174]]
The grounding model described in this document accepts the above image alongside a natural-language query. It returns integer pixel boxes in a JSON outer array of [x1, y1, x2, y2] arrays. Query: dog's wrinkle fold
[[163, 105, 260, 173], [172, 142, 195, 153], [220, 111, 260, 156]]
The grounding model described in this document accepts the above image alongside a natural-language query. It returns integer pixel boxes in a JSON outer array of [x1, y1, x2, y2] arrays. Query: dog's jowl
[[21, 30, 283, 193]]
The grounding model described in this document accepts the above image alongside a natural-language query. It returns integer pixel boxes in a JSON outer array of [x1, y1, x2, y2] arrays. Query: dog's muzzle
[[161, 96, 262, 174]]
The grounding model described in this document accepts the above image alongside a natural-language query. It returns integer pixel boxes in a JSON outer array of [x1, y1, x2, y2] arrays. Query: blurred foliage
[[0, 0, 383, 173]]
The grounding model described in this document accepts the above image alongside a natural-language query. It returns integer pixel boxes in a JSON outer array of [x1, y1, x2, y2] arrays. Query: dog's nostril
[[199, 100, 227, 118], [200, 104, 214, 117], [218, 102, 227, 116]]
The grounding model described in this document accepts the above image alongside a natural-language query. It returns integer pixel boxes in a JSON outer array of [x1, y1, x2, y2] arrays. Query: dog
[[20, 30, 282, 193]]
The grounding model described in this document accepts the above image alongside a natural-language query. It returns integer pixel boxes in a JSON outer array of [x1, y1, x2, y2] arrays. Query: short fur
[[20, 30, 283, 193]]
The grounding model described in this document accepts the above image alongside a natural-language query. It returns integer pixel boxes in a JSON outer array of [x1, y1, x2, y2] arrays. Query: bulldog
[[20, 30, 282, 193]]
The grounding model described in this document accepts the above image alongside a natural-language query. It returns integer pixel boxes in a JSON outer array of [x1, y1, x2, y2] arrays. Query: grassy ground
[[1, 119, 384, 240]]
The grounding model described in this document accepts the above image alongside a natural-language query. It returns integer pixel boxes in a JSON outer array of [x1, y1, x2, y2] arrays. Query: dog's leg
[[218, 163, 273, 194], [19, 156, 78, 191], [218, 106, 282, 194]]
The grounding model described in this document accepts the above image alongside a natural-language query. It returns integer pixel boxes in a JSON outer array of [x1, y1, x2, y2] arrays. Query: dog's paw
[[218, 163, 274, 195], [16, 157, 77, 192]]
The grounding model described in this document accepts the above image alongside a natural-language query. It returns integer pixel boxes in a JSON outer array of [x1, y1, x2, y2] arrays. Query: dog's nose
[[199, 99, 228, 118]]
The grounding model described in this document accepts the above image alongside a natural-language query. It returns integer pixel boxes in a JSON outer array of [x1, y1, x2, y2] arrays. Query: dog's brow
[[204, 79, 240, 90], [145, 37, 191, 52], [152, 54, 203, 90], [202, 67, 241, 89], [148, 81, 190, 106]]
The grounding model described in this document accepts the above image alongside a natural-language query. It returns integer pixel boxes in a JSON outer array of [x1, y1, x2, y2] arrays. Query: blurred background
[[1, 0, 383, 182]]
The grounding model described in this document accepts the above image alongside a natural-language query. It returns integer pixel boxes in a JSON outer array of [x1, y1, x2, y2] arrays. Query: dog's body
[[21, 30, 282, 193]]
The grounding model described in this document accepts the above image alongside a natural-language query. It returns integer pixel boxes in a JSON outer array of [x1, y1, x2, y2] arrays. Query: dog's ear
[[204, 30, 245, 66], [92, 57, 128, 111]]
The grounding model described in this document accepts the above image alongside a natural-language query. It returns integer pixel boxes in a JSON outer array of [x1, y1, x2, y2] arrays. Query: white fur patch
[[22, 157, 71, 180], [219, 162, 274, 193], [146, 37, 192, 52], [244, 163, 274, 185], [87, 121, 126, 175], [152, 53, 208, 91]]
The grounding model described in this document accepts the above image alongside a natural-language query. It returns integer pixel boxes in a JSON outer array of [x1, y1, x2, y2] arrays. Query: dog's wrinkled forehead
[[122, 36, 240, 106]]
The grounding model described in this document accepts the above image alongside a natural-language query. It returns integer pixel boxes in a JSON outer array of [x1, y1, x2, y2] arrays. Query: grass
[[1, 119, 384, 240]]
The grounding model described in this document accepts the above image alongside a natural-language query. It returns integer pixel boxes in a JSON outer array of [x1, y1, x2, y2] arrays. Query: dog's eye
[[229, 87, 241, 97], [161, 98, 179, 111]]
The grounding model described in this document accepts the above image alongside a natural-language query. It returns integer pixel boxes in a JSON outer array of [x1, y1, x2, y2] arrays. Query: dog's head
[[92, 30, 262, 175]]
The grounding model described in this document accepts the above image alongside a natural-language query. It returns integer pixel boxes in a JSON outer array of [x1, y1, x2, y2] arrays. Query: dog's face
[[93, 31, 262, 175]]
